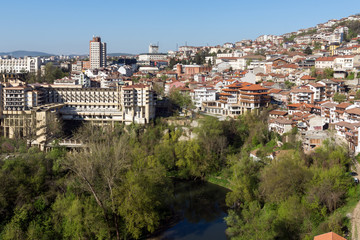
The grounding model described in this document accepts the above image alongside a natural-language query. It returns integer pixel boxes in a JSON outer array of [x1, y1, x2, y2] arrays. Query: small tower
[[149, 44, 159, 54]]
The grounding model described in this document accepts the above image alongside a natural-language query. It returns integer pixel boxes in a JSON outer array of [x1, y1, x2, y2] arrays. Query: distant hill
[[0, 51, 135, 58], [0, 50, 54, 58]]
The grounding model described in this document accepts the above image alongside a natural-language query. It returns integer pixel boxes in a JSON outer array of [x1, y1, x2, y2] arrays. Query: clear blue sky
[[1, 0, 360, 55]]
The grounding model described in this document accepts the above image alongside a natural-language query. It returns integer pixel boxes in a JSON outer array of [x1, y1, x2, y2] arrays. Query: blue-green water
[[154, 180, 229, 240]]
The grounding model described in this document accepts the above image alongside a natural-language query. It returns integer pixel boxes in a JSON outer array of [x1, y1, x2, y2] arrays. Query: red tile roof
[[313, 232, 346, 240], [301, 75, 316, 80], [240, 84, 268, 91], [336, 102, 352, 109], [345, 107, 360, 115], [316, 57, 336, 62]]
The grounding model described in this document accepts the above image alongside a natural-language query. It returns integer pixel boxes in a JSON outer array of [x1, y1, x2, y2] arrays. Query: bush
[[1, 142, 15, 153]]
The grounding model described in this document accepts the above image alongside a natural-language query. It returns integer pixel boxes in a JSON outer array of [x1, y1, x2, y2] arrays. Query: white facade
[[118, 65, 133, 76], [193, 87, 217, 109], [138, 53, 167, 62], [90, 36, 106, 69], [0, 57, 40, 73], [334, 55, 360, 71]]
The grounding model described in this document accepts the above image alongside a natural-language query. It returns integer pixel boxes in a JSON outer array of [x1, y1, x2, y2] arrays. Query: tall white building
[[90, 36, 106, 69], [0, 57, 40, 73]]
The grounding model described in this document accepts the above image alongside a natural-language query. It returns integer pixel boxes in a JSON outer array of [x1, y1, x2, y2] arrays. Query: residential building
[[289, 87, 314, 104], [307, 83, 325, 102], [313, 231, 346, 240], [0, 57, 40, 73], [321, 102, 337, 124], [0, 82, 157, 148], [239, 84, 270, 113], [268, 117, 293, 135], [315, 57, 336, 69], [90, 36, 107, 69], [193, 87, 216, 109]]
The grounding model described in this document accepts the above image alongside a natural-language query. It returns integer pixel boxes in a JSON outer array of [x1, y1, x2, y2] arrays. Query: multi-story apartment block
[[318, 79, 338, 100], [333, 55, 360, 71], [307, 83, 325, 102], [0, 82, 156, 148], [239, 84, 270, 113], [0, 57, 40, 73], [192, 87, 217, 109], [90, 36, 106, 69], [315, 57, 336, 69], [321, 102, 337, 124], [289, 88, 314, 104]]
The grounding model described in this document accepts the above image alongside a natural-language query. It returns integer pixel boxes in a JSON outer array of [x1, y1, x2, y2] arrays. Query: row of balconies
[[6, 98, 24, 102], [5, 90, 24, 94], [5, 102, 24, 106]]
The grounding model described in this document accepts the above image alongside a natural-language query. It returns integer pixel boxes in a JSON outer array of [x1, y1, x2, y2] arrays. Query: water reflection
[[155, 180, 229, 240]]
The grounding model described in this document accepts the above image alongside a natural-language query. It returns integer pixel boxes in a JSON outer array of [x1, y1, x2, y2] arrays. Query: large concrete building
[[0, 82, 156, 148], [0, 56, 40, 73], [90, 36, 106, 69]]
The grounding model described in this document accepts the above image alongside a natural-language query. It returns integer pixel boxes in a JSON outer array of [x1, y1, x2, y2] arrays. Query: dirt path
[[352, 160, 360, 240]]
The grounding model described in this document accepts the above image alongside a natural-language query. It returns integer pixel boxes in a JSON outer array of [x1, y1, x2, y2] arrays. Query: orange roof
[[316, 57, 336, 62], [287, 103, 315, 108], [122, 83, 147, 89], [262, 82, 275, 87], [240, 84, 268, 91], [222, 89, 239, 92], [346, 108, 360, 115], [336, 102, 352, 109], [301, 75, 316, 80], [219, 92, 233, 96], [268, 88, 282, 94], [314, 232, 346, 240]]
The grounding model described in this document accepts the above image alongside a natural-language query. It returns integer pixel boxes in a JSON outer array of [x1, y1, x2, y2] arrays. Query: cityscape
[[2, 1, 360, 239]]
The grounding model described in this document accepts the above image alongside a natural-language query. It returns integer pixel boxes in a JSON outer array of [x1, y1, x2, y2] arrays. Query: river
[[151, 180, 230, 240]]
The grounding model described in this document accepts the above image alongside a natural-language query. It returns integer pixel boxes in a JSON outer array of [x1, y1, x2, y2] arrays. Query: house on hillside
[[313, 231, 346, 240]]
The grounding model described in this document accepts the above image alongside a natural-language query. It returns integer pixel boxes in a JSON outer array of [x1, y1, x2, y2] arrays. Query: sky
[[1, 0, 360, 55]]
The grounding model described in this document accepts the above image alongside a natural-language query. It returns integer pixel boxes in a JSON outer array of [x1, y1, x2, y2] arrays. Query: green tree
[[115, 150, 170, 239], [355, 89, 360, 100], [307, 166, 352, 212], [226, 156, 263, 207], [323, 68, 334, 79], [259, 150, 312, 203], [284, 80, 295, 89], [333, 93, 347, 103], [52, 194, 110, 239], [195, 117, 228, 172], [225, 201, 277, 240], [304, 46, 313, 55], [63, 135, 132, 239], [169, 88, 194, 110], [175, 140, 206, 178], [154, 129, 181, 170], [313, 42, 322, 50]]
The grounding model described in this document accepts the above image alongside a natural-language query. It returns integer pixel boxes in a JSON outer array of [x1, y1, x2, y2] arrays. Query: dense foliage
[[24, 62, 69, 84], [0, 112, 357, 239], [225, 137, 356, 240]]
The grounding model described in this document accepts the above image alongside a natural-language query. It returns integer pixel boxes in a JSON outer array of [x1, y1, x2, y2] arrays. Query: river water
[[153, 180, 230, 240]]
